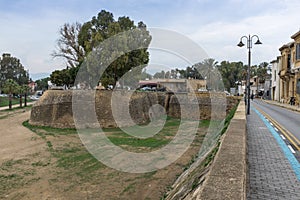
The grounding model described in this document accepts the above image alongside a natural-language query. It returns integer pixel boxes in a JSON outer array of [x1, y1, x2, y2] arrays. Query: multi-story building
[[274, 30, 300, 105], [291, 31, 300, 105]]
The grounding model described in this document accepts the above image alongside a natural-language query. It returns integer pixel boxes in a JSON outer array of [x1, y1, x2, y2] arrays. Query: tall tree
[[52, 23, 85, 68], [78, 11, 151, 87], [3, 79, 19, 110], [256, 62, 269, 83], [53, 10, 151, 88], [153, 70, 166, 79], [50, 69, 71, 87], [217, 61, 245, 91], [35, 77, 50, 90], [22, 85, 31, 107], [0, 53, 29, 91], [194, 58, 221, 91], [16, 85, 25, 108]]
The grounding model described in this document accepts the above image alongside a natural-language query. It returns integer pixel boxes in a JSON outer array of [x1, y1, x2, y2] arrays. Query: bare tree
[[52, 22, 85, 68]]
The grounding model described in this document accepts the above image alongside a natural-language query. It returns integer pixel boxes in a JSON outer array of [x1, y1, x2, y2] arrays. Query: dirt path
[[0, 111, 55, 200], [0, 110, 45, 162]]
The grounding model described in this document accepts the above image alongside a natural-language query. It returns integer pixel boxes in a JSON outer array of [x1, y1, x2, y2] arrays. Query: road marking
[[281, 134, 286, 140], [253, 107, 300, 180], [255, 107, 300, 151], [270, 122, 274, 126], [288, 145, 296, 154], [274, 127, 279, 132]]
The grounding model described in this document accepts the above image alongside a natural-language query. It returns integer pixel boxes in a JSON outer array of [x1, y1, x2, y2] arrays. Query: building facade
[[274, 30, 300, 105], [139, 78, 207, 93], [291, 31, 300, 105], [270, 56, 281, 101]]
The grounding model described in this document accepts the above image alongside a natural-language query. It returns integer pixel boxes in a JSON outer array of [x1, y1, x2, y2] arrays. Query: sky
[[0, 0, 300, 77]]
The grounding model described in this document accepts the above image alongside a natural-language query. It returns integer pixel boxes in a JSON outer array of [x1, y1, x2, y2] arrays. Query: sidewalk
[[247, 106, 300, 199], [263, 99, 300, 112]]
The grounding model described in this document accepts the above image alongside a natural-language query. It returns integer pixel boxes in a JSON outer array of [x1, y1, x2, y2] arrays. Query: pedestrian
[[251, 93, 254, 101]]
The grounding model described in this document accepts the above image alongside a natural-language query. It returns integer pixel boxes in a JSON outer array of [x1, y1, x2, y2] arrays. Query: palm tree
[[16, 85, 25, 108], [3, 79, 18, 110], [195, 58, 222, 91], [22, 85, 30, 107]]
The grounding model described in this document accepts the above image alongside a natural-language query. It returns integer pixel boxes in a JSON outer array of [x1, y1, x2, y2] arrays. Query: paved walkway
[[247, 107, 300, 200]]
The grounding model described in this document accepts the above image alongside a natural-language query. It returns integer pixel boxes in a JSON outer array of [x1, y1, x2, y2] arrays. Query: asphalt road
[[251, 99, 300, 147]]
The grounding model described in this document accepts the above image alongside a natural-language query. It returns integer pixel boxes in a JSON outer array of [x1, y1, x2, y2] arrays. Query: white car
[[30, 95, 40, 101]]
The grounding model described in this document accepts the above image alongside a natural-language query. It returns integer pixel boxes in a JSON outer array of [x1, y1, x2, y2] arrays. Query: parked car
[[140, 86, 152, 91], [30, 95, 40, 101]]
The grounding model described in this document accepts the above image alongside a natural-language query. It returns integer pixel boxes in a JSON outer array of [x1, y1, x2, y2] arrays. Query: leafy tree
[[3, 79, 19, 109], [77, 10, 151, 87], [0, 53, 29, 91], [50, 69, 71, 87], [186, 66, 203, 79], [53, 10, 151, 88], [35, 77, 50, 90], [194, 58, 221, 91], [256, 62, 269, 83], [153, 70, 166, 79], [217, 61, 245, 91]]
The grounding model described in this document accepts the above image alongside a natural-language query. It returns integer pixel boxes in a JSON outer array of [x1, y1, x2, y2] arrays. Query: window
[[297, 79, 300, 94], [296, 43, 300, 61], [287, 54, 291, 70]]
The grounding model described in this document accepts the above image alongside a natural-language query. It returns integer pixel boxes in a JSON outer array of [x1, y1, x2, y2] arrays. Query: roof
[[279, 42, 294, 51], [139, 79, 187, 84], [291, 30, 300, 39]]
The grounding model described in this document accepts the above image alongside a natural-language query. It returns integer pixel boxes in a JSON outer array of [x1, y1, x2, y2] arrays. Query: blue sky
[[0, 0, 299, 75]]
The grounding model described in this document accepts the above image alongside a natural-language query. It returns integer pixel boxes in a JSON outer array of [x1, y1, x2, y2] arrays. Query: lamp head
[[237, 41, 245, 47], [254, 39, 262, 45]]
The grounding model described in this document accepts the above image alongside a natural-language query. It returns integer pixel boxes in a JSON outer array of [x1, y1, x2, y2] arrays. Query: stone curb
[[196, 101, 246, 200], [263, 99, 300, 112]]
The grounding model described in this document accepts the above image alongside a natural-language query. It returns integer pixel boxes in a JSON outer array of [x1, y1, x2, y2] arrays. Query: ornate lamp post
[[237, 35, 262, 115]]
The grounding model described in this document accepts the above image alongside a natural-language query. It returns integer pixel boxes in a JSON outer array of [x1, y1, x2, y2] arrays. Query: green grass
[[0, 158, 39, 197], [199, 120, 210, 127], [0, 96, 32, 107], [108, 136, 170, 148], [22, 120, 77, 138], [0, 97, 19, 107], [121, 183, 136, 194], [221, 101, 240, 136]]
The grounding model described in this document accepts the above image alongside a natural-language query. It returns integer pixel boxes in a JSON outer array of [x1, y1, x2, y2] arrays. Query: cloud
[[0, 0, 299, 75], [172, 0, 300, 65]]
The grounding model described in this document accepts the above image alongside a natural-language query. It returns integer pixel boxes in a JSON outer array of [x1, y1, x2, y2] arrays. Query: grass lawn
[[0, 96, 32, 107]]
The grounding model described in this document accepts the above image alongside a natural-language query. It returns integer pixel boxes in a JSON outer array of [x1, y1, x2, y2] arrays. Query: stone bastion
[[29, 90, 239, 129]]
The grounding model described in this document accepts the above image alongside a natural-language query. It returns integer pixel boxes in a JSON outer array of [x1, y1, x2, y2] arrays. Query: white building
[[270, 56, 282, 101]]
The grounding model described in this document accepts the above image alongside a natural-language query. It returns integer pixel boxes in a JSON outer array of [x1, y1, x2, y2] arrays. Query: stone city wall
[[29, 90, 239, 129]]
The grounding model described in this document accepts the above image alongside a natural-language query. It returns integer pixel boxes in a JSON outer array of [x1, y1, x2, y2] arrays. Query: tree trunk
[[9, 93, 12, 110], [24, 93, 27, 107], [19, 94, 22, 108]]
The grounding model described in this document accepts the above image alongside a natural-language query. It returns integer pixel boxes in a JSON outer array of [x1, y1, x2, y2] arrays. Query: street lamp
[[237, 35, 262, 115]]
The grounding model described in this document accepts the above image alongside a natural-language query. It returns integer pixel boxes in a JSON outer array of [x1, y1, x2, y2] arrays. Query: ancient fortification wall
[[29, 90, 239, 128]]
